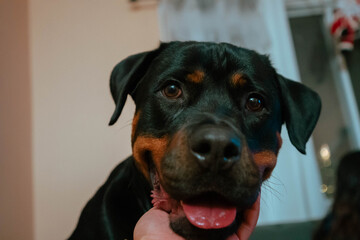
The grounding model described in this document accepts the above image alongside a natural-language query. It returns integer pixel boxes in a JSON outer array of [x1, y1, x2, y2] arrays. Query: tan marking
[[253, 131, 282, 180], [131, 111, 141, 144], [186, 70, 204, 84], [276, 132, 283, 154], [253, 150, 277, 180], [132, 135, 169, 182], [230, 73, 247, 87]]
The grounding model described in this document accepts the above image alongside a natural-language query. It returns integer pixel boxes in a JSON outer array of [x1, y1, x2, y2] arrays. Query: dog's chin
[[150, 168, 249, 240], [169, 210, 242, 240]]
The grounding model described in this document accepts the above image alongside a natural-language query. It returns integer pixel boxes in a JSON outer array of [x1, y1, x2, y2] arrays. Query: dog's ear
[[277, 75, 321, 154], [108, 46, 165, 126]]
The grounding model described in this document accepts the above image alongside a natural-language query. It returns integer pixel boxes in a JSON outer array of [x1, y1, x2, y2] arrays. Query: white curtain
[[158, 0, 271, 53], [158, 0, 329, 225]]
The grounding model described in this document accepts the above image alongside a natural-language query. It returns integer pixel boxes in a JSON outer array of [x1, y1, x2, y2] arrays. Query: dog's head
[[109, 42, 321, 239]]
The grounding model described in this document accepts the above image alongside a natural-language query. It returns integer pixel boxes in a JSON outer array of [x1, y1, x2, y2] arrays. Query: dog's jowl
[[69, 42, 321, 240]]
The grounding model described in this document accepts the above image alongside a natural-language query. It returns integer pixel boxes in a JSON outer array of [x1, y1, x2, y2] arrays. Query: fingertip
[[134, 208, 184, 240]]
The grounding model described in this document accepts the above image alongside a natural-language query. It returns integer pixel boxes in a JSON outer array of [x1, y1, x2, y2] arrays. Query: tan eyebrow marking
[[230, 73, 247, 87], [186, 70, 205, 84]]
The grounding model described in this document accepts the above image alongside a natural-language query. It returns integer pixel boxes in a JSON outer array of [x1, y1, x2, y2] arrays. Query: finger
[[236, 194, 261, 240], [134, 208, 184, 240]]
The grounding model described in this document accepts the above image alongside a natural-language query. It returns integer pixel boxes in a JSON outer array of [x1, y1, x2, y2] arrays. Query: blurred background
[[1, 0, 359, 239]]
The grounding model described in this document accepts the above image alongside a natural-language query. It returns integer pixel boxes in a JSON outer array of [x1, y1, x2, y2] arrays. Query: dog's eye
[[162, 84, 182, 99], [246, 94, 264, 112]]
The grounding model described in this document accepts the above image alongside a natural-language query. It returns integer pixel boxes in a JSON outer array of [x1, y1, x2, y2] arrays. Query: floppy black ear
[[108, 46, 164, 126], [278, 75, 321, 154]]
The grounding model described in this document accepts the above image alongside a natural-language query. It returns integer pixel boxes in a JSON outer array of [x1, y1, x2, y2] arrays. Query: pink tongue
[[182, 199, 237, 229]]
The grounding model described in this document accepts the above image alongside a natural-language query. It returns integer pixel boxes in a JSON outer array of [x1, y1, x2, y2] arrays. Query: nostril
[[224, 143, 239, 160], [189, 127, 242, 170], [191, 141, 212, 156]]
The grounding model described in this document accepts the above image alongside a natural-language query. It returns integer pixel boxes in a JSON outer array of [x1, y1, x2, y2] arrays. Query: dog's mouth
[[180, 193, 237, 229], [150, 166, 259, 239]]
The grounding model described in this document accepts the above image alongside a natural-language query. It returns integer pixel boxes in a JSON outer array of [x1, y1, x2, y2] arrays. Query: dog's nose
[[189, 126, 241, 171]]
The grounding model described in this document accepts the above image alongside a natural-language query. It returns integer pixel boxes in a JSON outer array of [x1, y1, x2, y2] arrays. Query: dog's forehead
[[153, 42, 275, 86]]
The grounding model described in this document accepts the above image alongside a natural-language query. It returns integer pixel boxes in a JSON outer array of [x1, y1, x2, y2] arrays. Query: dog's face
[[109, 42, 321, 240]]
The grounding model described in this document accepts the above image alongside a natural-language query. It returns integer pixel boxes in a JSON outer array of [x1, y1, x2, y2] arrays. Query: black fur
[[69, 41, 321, 240]]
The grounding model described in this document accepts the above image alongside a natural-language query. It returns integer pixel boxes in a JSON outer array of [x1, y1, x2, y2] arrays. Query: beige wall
[[0, 0, 34, 239], [1, 0, 158, 239], [29, 1, 159, 239]]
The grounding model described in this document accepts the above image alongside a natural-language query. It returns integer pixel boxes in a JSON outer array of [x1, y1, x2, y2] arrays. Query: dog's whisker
[[262, 184, 283, 200], [119, 123, 132, 130], [261, 176, 285, 201], [112, 122, 133, 131]]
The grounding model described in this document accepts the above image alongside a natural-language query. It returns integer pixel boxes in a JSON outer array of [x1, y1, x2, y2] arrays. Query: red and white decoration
[[331, 0, 360, 51]]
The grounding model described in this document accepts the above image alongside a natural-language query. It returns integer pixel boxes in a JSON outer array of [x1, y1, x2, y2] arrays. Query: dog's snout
[[189, 126, 241, 171]]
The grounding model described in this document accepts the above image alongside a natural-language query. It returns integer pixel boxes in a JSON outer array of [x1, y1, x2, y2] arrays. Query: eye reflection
[[162, 84, 182, 99]]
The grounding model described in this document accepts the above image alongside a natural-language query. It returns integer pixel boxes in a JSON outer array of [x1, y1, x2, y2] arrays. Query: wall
[[28, 1, 159, 239], [0, 0, 34, 239]]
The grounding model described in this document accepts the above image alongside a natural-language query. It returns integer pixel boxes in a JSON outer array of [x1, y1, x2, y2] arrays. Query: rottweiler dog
[[69, 41, 321, 240]]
